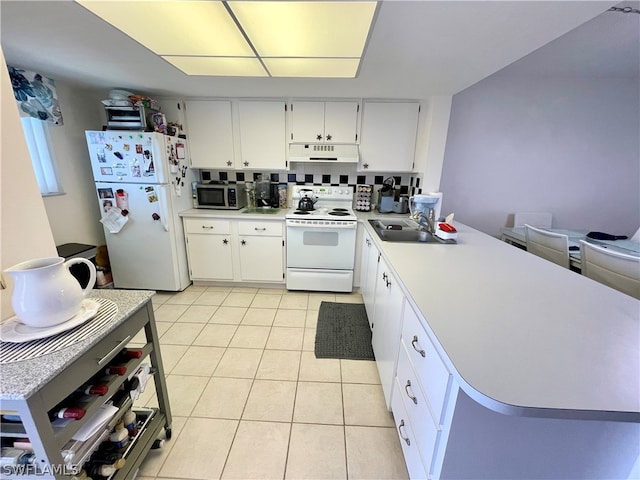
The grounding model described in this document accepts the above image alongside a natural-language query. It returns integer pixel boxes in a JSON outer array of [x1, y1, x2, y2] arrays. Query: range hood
[[289, 144, 359, 163]]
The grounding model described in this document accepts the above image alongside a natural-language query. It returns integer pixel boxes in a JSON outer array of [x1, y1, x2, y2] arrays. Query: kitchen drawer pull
[[405, 380, 418, 404], [201, 225, 214, 229], [411, 335, 426, 357], [97, 335, 132, 366], [398, 420, 411, 446], [254, 227, 266, 231]]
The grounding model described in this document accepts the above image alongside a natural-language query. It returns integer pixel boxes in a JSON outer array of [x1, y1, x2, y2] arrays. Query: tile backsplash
[[199, 164, 424, 202]]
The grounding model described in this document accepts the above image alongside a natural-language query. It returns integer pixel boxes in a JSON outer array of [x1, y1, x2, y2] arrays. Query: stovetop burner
[[293, 210, 311, 215], [328, 211, 350, 216]]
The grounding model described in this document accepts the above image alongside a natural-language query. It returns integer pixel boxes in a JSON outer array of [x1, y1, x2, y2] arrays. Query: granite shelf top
[[0, 290, 154, 400]]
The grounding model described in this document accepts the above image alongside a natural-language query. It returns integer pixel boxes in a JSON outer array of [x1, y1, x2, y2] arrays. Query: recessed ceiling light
[[228, 1, 377, 58], [163, 56, 268, 77], [76, 0, 378, 78], [263, 58, 361, 78]]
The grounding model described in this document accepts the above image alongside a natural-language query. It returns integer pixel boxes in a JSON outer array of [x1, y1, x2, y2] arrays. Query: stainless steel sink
[[368, 219, 456, 244]]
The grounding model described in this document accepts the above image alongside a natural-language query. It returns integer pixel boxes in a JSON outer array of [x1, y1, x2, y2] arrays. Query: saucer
[[0, 299, 101, 343]]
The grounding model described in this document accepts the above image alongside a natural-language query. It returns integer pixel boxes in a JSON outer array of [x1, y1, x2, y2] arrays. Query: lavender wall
[[439, 75, 639, 238]]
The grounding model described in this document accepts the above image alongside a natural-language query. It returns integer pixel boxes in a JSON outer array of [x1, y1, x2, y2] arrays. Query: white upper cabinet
[[290, 101, 359, 144], [184, 100, 235, 169], [359, 101, 420, 172], [238, 100, 288, 170]]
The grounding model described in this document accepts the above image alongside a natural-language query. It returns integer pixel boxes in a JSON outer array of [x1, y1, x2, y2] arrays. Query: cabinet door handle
[[223, 238, 229, 245], [316, 134, 323, 141], [243, 161, 249, 167], [411, 335, 426, 357], [385, 278, 391, 288], [397, 420, 411, 446], [405, 380, 418, 404], [254, 227, 266, 231], [226, 161, 233, 166], [241, 240, 246, 246], [382, 272, 387, 281], [326, 134, 332, 141], [363, 163, 369, 169], [97, 335, 132, 366], [201, 225, 214, 229]]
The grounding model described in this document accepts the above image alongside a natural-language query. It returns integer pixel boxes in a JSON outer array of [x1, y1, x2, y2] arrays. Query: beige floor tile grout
[[142, 286, 398, 480]]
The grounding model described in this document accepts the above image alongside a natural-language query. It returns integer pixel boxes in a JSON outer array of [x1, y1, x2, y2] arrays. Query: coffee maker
[[253, 175, 280, 208], [377, 177, 395, 213]]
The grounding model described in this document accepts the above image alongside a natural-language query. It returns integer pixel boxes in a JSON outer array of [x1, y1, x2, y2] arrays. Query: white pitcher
[[4, 257, 97, 328]]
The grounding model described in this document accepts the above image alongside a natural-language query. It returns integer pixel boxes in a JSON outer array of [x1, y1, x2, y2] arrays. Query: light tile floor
[[131, 285, 409, 480]]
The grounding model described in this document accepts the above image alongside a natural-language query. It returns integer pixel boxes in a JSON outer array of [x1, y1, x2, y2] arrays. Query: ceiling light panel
[[229, 1, 377, 58], [77, 1, 254, 56], [264, 58, 360, 78], [163, 56, 268, 77]]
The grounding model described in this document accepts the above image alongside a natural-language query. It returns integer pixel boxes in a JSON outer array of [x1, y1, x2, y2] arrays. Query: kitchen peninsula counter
[[358, 215, 639, 422]]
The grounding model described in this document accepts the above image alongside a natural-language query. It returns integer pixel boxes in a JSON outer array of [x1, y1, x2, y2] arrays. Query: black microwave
[[195, 184, 247, 210]]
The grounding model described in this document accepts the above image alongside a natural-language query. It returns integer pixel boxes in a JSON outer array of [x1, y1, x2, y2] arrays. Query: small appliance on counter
[[377, 177, 395, 213], [392, 194, 409, 214], [195, 183, 246, 210]]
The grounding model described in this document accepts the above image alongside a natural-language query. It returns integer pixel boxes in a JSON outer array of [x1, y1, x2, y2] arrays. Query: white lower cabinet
[[360, 230, 380, 324], [391, 378, 430, 480], [237, 221, 284, 282], [392, 302, 452, 479], [183, 216, 284, 284], [371, 255, 405, 408], [184, 219, 234, 281], [400, 302, 452, 425]]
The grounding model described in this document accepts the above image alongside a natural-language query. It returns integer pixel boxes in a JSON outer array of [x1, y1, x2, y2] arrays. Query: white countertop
[[361, 216, 639, 422], [179, 207, 288, 220]]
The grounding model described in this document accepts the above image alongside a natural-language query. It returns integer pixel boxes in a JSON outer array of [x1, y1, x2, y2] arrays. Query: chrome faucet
[[411, 208, 436, 234]]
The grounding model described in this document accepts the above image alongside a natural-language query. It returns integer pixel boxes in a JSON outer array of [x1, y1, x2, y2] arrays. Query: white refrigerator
[[86, 131, 195, 291]]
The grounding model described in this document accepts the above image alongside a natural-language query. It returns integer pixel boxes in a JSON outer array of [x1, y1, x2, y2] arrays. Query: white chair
[[580, 240, 640, 299], [514, 212, 552, 228], [630, 227, 640, 242], [524, 224, 570, 268]]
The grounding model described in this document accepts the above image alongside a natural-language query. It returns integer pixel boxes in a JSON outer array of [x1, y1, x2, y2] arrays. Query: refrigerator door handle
[[156, 187, 170, 232]]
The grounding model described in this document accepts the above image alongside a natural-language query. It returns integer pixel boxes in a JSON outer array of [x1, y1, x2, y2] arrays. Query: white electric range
[[286, 186, 357, 292]]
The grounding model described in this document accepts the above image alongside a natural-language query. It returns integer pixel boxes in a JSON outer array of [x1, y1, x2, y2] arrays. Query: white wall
[[44, 81, 106, 246], [439, 75, 640, 237], [1, 48, 57, 320]]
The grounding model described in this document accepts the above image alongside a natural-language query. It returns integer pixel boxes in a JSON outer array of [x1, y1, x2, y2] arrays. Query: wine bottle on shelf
[[50, 407, 86, 420], [75, 383, 109, 396]]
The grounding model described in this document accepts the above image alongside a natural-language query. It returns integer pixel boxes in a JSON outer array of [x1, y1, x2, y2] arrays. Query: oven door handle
[[286, 223, 357, 230]]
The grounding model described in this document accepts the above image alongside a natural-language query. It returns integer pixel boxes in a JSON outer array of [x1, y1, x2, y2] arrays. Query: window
[[20, 117, 64, 196]]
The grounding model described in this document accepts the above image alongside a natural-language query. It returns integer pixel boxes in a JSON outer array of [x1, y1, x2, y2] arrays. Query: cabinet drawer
[[396, 343, 439, 466], [184, 218, 231, 235], [401, 304, 451, 424], [238, 221, 283, 236], [391, 378, 430, 480]]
